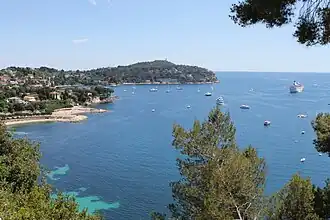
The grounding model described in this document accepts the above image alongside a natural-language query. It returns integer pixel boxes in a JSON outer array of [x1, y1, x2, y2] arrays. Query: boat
[[289, 81, 304, 93], [240, 104, 250, 109], [149, 88, 158, 92], [264, 120, 271, 126], [297, 114, 307, 118], [216, 96, 224, 105], [205, 92, 212, 96], [186, 105, 191, 108], [176, 86, 183, 90], [300, 157, 306, 162], [301, 130, 305, 134]]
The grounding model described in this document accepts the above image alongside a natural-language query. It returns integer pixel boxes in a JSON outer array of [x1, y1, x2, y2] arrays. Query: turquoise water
[[14, 72, 330, 219]]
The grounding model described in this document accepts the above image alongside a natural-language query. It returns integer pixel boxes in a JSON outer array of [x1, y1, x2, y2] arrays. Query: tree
[[0, 123, 102, 219], [311, 113, 330, 155], [230, 0, 330, 46], [152, 107, 266, 219], [266, 174, 320, 220]]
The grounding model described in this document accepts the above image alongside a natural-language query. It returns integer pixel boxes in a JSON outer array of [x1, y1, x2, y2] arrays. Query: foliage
[[267, 174, 320, 220], [152, 107, 266, 219], [1, 60, 217, 85], [230, 0, 330, 46], [312, 113, 330, 155], [0, 123, 102, 219]]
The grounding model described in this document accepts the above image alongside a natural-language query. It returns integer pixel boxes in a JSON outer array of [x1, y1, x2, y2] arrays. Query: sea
[[12, 72, 330, 220]]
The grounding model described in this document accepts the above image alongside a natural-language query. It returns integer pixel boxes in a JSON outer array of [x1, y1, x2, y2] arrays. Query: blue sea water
[[13, 72, 330, 219]]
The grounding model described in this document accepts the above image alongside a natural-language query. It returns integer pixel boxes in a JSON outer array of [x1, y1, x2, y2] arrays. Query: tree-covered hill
[[0, 60, 218, 86]]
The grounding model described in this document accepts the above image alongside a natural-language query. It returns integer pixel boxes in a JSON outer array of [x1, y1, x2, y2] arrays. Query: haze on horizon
[[0, 0, 329, 73]]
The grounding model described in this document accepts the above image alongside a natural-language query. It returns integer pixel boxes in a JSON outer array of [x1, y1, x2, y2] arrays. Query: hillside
[[0, 60, 218, 86]]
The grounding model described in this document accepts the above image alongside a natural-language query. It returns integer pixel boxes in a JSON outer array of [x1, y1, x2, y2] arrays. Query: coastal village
[[0, 60, 217, 125], [0, 67, 115, 125]]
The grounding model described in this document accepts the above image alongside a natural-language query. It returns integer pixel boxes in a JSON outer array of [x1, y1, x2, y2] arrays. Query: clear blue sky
[[0, 0, 329, 72]]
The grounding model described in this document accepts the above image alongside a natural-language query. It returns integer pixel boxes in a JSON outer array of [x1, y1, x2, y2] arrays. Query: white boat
[[264, 120, 271, 126], [165, 89, 170, 93], [289, 81, 304, 93], [216, 96, 224, 105], [176, 86, 183, 90], [205, 92, 212, 96], [297, 114, 307, 118], [149, 88, 158, 92], [240, 104, 250, 109], [300, 157, 306, 162]]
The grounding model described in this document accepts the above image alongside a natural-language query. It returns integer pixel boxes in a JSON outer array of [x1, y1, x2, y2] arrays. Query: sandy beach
[[3, 106, 108, 126]]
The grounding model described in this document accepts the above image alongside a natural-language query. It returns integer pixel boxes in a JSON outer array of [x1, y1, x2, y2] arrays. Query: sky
[[0, 0, 329, 72]]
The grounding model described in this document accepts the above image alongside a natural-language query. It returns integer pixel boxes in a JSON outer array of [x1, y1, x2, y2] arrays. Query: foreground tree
[[312, 113, 330, 155], [267, 174, 320, 220], [0, 123, 102, 219], [152, 107, 266, 219], [230, 0, 330, 46]]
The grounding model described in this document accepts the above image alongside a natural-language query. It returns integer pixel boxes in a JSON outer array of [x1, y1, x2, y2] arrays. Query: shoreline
[[116, 81, 220, 86], [3, 106, 108, 126]]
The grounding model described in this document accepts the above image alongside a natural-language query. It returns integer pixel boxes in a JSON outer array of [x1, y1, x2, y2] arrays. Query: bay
[[14, 72, 330, 219]]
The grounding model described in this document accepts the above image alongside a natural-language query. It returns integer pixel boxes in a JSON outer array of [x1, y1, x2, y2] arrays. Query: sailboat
[[166, 85, 171, 93]]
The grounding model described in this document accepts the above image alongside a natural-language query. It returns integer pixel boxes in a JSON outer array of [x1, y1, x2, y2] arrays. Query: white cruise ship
[[289, 81, 304, 93]]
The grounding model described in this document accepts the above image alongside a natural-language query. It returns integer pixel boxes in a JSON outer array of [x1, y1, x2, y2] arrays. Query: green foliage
[[44, 100, 72, 114], [230, 0, 330, 46], [153, 107, 266, 219], [267, 174, 320, 220], [1, 60, 217, 85], [312, 113, 330, 155], [0, 123, 101, 219]]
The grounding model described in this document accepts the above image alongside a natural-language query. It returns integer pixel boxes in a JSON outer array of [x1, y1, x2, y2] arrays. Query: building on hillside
[[23, 95, 38, 102], [49, 91, 61, 100], [7, 97, 27, 104]]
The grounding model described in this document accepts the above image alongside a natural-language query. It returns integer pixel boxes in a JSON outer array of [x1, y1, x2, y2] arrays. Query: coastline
[[117, 81, 220, 86], [3, 106, 108, 126]]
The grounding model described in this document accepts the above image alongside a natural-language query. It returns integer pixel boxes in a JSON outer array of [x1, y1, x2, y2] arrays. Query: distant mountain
[[0, 60, 218, 85]]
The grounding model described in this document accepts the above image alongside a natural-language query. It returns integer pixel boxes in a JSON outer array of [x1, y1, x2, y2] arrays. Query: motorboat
[[300, 157, 306, 162], [149, 88, 158, 92], [289, 81, 304, 93], [205, 92, 212, 96], [240, 104, 250, 109], [176, 86, 183, 90], [297, 114, 307, 118], [264, 120, 271, 126], [216, 96, 224, 105], [165, 89, 170, 93]]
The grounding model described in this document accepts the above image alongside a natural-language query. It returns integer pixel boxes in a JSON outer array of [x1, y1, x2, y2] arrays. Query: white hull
[[290, 85, 304, 93]]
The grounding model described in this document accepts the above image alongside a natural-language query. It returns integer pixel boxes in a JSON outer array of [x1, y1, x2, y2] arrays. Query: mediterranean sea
[[13, 72, 330, 219]]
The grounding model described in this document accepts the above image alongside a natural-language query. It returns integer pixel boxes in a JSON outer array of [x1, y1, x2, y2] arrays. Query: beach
[[3, 106, 108, 126]]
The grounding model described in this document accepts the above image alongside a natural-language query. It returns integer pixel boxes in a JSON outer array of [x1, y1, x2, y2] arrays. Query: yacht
[[264, 120, 271, 126], [149, 88, 158, 92], [240, 104, 250, 109], [216, 96, 224, 105], [289, 81, 304, 93], [205, 92, 212, 96]]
